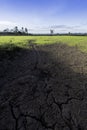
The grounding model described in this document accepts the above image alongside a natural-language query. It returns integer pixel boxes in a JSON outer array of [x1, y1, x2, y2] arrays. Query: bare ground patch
[[0, 43, 87, 130]]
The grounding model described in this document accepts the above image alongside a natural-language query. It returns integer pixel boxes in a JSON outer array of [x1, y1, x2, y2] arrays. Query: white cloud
[[0, 21, 16, 26], [0, 21, 17, 31], [0, 21, 87, 33]]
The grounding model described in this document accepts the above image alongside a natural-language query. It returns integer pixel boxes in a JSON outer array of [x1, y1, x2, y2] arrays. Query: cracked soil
[[0, 43, 87, 130]]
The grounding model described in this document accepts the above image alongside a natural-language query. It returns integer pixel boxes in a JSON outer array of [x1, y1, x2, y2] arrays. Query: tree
[[68, 32, 71, 35], [14, 26, 18, 33], [25, 28, 28, 34], [50, 29, 54, 35], [21, 27, 24, 33], [3, 28, 9, 33]]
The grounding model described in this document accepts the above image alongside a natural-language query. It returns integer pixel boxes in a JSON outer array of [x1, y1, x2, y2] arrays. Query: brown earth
[[0, 42, 87, 130]]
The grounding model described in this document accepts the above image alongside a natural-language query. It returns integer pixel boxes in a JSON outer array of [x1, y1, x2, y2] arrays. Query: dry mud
[[0, 42, 87, 130]]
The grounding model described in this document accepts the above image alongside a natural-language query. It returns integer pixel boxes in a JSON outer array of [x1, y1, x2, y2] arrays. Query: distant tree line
[[0, 26, 32, 36], [0, 26, 87, 36]]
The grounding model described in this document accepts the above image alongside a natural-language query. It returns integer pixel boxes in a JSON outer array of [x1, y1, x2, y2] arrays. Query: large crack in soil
[[0, 43, 87, 130]]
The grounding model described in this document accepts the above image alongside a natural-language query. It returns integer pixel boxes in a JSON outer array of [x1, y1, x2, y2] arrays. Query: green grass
[[0, 36, 87, 52]]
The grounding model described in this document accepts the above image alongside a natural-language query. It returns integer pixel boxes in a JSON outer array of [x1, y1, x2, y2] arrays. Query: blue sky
[[0, 0, 87, 33]]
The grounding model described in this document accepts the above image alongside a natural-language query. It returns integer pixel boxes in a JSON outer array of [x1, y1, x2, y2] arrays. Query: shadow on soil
[[0, 43, 87, 130]]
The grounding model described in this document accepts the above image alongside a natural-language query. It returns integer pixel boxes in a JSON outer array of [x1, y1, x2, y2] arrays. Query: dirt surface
[[0, 42, 87, 130]]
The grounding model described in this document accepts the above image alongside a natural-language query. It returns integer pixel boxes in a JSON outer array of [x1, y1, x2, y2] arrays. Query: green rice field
[[0, 36, 87, 52]]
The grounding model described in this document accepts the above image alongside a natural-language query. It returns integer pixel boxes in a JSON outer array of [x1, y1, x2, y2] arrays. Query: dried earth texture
[[0, 42, 87, 130]]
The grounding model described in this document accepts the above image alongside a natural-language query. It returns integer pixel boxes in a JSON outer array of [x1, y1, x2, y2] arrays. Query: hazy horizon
[[0, 0, 87, 33]]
